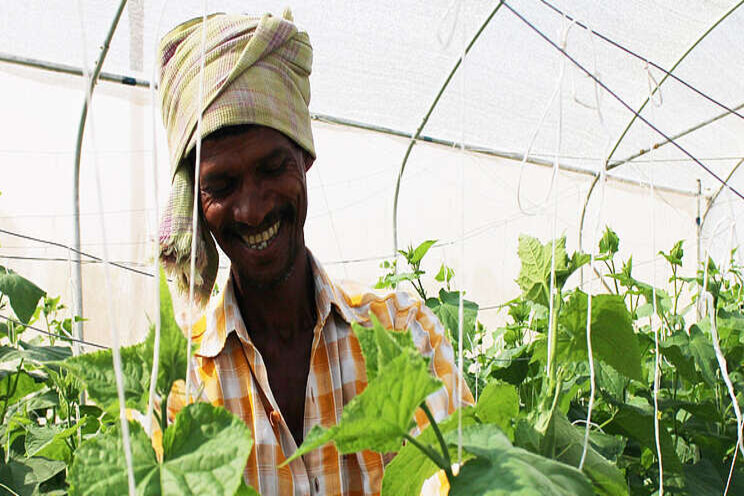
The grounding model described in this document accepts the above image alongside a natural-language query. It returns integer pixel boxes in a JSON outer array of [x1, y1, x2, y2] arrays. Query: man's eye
[[203, 181, 231, 197], [263, 159, 287, 175]]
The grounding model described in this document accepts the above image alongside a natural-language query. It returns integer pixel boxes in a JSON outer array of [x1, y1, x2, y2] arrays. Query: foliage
[[3, 225, 744, 495], [0, 268, 257, 495], [356, 229, 744, 494]]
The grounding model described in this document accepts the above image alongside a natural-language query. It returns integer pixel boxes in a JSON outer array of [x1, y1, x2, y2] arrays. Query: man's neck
[[232, 248, 317, 344]]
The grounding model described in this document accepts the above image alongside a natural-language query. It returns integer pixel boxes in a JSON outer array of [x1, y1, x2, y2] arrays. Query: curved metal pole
[[579, 102, 743, 253], [72, 0, 128, 354], [700, 157, 744, 230], [392, 1, 504, 254], [578, 0, 743, 251]]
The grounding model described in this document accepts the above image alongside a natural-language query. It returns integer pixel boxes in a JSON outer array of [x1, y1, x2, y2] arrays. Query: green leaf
[[351, 322, 379, 382], [516, 236, 569, 306], [381, 407, 478, 496], [604, 404, 682, 473], [688, 322, 718, 388], [598, 227, 619, 257], [426, 289, 478, 346], [0, 369, 45, 410], [69, 403, 253, 496], [410, 239, 437, 265], [659, 240, 684, 267], [560, 291, 643, 381], [0, 456, 66, 496], [435, 263, 455, 283], [658, 331, 699, 383], [448, 425, 593, 496], [0, 341, 73, 364], [540, 411, 627, 496], [475, 382, 519, 438], [0, 267, 45, 324], [234, 480, 261, 496], [62, 341, 151, 415], [142, 269, 188, 396], [24, 423, 74, 463], [286, 352, 442, 461]]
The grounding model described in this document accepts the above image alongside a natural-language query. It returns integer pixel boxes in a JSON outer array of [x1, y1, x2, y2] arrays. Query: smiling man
[[157, 10, 471, 496]]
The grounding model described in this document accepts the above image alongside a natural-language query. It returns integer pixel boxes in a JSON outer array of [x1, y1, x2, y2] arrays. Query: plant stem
[[0, 360, 24, 421], [421, 402, 452, 469], [160, 390, 169, 435], [547, 291, 560, 398], [610, 259, 620, 293], [403, 433, 454, 482]]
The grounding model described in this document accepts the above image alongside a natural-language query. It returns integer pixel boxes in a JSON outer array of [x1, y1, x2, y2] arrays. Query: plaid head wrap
[[157, 9, 315, 304]]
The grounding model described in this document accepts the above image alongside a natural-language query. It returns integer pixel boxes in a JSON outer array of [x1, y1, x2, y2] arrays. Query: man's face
[[198, 126, 313, 289]]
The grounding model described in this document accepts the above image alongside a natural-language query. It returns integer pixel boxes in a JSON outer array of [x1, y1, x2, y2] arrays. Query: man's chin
[[236, 262, 295, 291], [233, 247, 298, 291]]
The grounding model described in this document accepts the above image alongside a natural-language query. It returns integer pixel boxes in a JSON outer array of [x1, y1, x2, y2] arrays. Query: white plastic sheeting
[[0, 0, 741, 345]]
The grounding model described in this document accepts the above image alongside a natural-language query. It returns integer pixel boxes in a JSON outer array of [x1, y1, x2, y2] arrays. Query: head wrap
[[157, 9, 314, 304]]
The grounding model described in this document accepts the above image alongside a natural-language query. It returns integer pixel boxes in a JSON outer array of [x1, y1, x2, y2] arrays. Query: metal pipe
[[391, 1, 505, 255], [577, 1, 743, 256], [72, 0, 129, 354], [2, 51, 705, 199]]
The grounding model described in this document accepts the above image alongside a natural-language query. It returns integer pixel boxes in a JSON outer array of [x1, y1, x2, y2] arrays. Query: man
[[158, 10, 471, 495]]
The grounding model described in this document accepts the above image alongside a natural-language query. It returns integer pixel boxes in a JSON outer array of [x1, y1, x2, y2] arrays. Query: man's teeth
[[242, 220, 281, 250]]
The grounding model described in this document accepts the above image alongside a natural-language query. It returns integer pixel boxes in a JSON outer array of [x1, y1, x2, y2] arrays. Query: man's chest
[[261, 338, 314, 443]]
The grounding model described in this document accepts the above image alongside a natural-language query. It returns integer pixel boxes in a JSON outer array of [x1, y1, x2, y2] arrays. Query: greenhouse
[[1, 0, 743, 494]]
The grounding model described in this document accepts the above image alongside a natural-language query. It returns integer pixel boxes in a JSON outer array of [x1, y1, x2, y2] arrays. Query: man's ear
[[303, 151, 315, 172]]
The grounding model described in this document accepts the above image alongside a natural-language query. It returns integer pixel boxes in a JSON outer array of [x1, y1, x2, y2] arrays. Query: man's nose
[[232, 179, 270, 226]]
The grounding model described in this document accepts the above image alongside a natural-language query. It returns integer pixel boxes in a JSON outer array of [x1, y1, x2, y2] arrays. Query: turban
[[157, 9, 314, 304]]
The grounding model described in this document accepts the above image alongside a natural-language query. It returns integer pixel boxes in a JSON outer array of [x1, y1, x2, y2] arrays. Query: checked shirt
[[178, 253, 473, 495]]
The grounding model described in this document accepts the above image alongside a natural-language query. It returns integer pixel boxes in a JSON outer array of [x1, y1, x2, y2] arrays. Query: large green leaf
[[381, 408, 478, 496], [425, 289, 479, 345], [658, 331, 699, 383], [62, 342, 151, 415], [351, 313, 418, 383], [605, 404, 682, 473], [0, 266, 45, 324], [540, 411, 627, 496], [0, 456, 66, 496], [351, 322, 380, 382], [0, 341, 72, 364], [560, 291, 642, 381], [0, 369, 45, 411], [447, 424, 593, 496], [475, 382, 519, 438], [141, 269, 188, 396], [68, 403, 254, 496], [688, 322, 718, 388], [287, 352, 442, 460], [515, 235, 569, 307], [24, 416, 93, 464]]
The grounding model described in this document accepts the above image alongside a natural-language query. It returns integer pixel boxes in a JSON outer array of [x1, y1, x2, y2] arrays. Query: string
[[456, 0, 468, 468], [74, 1, 135, 492], [546, 16, 570, 385], [641, 61, 664, 496], [579, 18, 609, 471], [314, 167, 348, 280], [145, 0, 169, 435], [702, 214, 744, 493], [515, 20, 573, 216], [186, 0, 209, 402]]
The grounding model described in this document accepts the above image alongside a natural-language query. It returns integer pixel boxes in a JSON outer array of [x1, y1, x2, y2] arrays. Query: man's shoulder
[[330, 278, 443, 336]]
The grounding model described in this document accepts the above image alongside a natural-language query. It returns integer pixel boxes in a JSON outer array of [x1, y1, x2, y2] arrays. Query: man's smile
[[239, 218, 282, 251]]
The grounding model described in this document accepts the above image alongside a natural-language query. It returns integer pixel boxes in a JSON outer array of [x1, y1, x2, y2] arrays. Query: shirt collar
[[194, 250, 356, 358]]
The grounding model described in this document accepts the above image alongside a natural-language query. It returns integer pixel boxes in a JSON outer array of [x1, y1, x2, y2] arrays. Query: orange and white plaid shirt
[[181, 253, 473, 495]]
